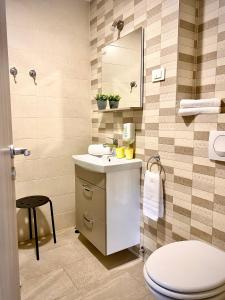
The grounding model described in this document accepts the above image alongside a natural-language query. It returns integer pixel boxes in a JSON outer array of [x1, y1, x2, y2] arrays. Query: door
[[0, 0, 20, 299]]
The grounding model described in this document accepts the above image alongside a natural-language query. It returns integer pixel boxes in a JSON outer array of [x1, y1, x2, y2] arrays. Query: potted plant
[[95, 93, 108, 110], [108, 94, 121, 109]]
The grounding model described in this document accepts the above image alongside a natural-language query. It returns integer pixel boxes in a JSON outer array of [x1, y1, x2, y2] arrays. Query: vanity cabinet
[[75, 164, 140, 255]]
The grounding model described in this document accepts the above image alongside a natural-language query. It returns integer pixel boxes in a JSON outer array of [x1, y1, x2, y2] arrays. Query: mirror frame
[[101, 27, 144, 110]]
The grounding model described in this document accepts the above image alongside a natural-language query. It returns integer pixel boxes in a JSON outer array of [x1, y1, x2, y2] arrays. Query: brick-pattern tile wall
[[90, 0, 225, 253]]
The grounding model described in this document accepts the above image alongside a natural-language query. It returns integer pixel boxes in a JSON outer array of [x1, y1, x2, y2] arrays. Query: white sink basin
[[72, 154, 142, 173]]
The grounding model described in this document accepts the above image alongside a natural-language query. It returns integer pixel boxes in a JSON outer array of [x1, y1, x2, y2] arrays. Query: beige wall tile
[[91, 0, 225, 254], [7, 0, 91, 241], [213, 211, 225, 231]]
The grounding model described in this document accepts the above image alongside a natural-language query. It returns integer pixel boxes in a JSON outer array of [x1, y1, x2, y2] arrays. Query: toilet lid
[[144, 267, 225, 299], [145, 240, 225, 293]]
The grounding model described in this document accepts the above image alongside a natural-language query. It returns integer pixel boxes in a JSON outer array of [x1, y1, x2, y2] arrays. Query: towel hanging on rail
[[143, 170, 164, 221]]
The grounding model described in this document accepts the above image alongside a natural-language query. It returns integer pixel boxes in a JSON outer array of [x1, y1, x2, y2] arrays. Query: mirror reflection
[[101, 28, 143, 109]]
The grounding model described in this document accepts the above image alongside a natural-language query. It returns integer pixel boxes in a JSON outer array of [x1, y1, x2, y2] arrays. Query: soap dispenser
[[123, 123, 135, 144]]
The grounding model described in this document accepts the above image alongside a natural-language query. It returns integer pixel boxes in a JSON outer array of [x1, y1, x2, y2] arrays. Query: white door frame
[[0, 0, 20, 299]]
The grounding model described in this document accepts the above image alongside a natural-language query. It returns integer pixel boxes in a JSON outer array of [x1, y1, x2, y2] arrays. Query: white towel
[[180, 98, 220, 108], [143, 171, 164, 221], [88, 144, 112, 156], [178, 107, 221, 116]]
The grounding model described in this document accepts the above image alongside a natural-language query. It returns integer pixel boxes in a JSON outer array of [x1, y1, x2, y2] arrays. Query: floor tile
[[80, 272, 149, 300], [63, 256, 108, 291], [19, 228, 154, 300], [21, 268, 76, 300], [20, 255, 61, 281], [42, 244, 84, 267]]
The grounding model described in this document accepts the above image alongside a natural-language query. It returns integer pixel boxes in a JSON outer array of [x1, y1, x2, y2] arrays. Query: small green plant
[[108, 94, 121, 109], [95, 93, 108, 110], [108, 94, 121, 102], [95, 93, 108, 101]]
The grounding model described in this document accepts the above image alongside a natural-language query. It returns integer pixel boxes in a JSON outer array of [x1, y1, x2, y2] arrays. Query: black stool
[[16, 195, 57, 260]]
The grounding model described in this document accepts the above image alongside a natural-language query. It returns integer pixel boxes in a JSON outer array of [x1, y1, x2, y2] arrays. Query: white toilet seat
[[144, 240, 225, 300], [144, 266, 225, 299]]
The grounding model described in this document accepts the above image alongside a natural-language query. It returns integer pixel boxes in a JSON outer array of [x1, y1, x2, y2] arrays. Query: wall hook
[[112, 19, 124, 39], [130, 81, 137, 93], [29, 69, 37, 85], [10, 67, 18, 84]]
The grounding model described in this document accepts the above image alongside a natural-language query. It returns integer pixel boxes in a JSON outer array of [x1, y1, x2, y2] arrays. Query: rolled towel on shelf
[[143, 170, 164, 221], [88, 144, 112, 156], [178, 107, 221, 116], [180, 98, 220, 108]]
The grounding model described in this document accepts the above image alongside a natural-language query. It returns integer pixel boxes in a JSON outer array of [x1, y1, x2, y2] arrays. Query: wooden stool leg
[[49, 200, 56, 243], [32, 208, 39, 260], [28, 208, 32, 240]]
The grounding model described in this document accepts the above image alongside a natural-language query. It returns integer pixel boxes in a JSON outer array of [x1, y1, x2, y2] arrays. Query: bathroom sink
[[72, 154, 142, 173]]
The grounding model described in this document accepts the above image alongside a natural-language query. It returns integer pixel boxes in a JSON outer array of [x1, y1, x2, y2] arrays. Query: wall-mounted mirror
[[101, 27, 144, 110]]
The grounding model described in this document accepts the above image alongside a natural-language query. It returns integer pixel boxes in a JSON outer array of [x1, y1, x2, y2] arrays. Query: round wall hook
[[29, 69, 37, 85], [130, 81, 137, 93], [112, 19, 124, 39], [117, 20, 124, 32], [10, 67, 18, 84]]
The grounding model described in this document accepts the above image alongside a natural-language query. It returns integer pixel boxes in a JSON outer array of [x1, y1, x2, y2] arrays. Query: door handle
[[9, 145, 31, 158]]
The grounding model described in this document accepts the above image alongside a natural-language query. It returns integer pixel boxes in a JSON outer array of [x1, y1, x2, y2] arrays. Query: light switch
[[209, 131, 225, 161], [152, 67, 165, 82]]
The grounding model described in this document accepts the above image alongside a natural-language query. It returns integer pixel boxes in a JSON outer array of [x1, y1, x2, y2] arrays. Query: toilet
[[144, 240, 225, 300]]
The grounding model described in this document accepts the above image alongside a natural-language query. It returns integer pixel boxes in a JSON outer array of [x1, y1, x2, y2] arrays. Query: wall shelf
[[93, 107, 143, 113]]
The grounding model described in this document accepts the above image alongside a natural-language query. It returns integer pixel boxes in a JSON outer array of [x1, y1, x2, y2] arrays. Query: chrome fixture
[[147, 154, 161, 170], [112, 19, 124, 39], [29, 69, 37, 85], [103, 137, 118, 148], [146, 154, 166, 180], [9, 145, 31, 158], [10, 67, 18, 84], [130, 81, 137, 93]]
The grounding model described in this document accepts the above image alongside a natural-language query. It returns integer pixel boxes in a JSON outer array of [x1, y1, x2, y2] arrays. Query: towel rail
[[146, 154, 166, 180]]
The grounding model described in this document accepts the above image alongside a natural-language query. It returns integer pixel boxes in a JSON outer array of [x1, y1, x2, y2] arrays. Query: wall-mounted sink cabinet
[[72, 154, 142, 255]]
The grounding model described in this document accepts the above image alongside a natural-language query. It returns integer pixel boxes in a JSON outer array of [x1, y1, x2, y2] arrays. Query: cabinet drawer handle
[[83, 215, 93, 224], [82, 184, 93, 193]]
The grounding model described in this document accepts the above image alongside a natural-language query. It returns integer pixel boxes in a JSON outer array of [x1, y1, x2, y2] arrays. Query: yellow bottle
[[116, 147, 125, 158], [125, 147, 134, 160]]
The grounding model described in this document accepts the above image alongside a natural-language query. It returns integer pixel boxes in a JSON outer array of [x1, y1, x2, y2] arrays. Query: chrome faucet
[[103, 137, 118, 148]]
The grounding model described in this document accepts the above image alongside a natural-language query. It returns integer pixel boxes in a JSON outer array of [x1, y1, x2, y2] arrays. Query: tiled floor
[[19, 228, 153, 300]]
